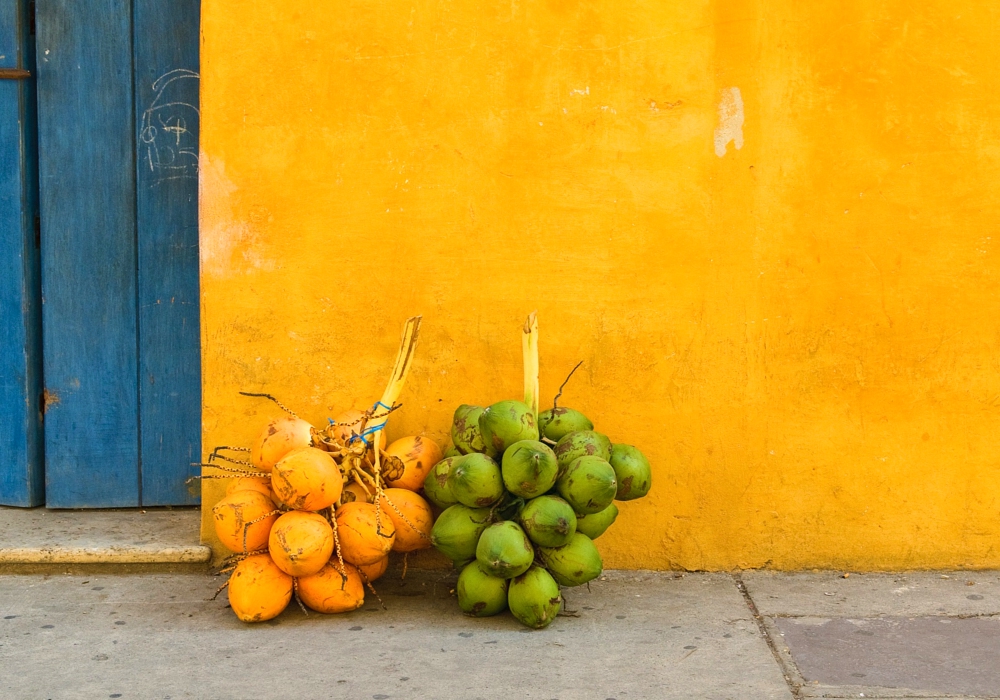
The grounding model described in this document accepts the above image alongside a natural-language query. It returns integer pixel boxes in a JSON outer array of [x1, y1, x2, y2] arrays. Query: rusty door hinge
[[0, 68, 31, 80]]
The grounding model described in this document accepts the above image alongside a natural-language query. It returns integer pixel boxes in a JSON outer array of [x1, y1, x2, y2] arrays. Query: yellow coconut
[[383, 436, 443, 491], [356, 555, 390, 582], [227, 553, 293, 623], [296, 562, 366, 614], [225, 475, 273, 500], [341, 480, 371, 504], [251, 417, 314, 472], [212, 490, 278, 553], [335, 501, 396, 566], [380, 488, 434, 552], [271, 447, 343, 511], [268, 510, 334, 577]]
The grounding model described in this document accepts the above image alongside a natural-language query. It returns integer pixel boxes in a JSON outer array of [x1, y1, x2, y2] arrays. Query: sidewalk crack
[[733, 573, 803, 699]]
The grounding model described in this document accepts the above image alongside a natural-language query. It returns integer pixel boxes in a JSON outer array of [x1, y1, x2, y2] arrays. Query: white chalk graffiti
[[140, 69, 200, 185]]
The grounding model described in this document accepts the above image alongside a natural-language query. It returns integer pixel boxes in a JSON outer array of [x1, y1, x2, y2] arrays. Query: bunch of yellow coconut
[[201, 317, 443, 622]]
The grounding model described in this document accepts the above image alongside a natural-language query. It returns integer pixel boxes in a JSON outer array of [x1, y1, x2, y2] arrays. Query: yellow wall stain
[[200, 0, 1000, 570]]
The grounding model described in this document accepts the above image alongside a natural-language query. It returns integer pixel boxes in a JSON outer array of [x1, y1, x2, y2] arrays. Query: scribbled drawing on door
[[140, 69, 200, 185]]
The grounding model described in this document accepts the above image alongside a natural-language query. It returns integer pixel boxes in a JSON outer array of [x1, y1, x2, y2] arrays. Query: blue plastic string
[[347, 421, 387, 447]]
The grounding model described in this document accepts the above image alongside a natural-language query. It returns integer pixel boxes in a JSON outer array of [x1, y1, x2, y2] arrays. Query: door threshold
[[0, 506, 211, 574]]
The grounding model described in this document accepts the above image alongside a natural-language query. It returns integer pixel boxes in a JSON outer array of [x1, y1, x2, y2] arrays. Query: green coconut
[[479, 400, 539, 458], [555, 456, 617, 515], [451, 404, 486, 455], [575, 502, 618, 539], [443, 444, 462, 459], [429, 504, 492, 563], [507, 566, 562, 629], [519, 495, 577, 548], [447, 453, 504, 507], [501, 440, 559, 499], [609, 444, 652, 501], [554, 430, 612, 470], [538, 532, 603, 587], [423, 456, 460, 509], [475, 521, 534, 579], [538, 407, 594, 442], [457, 561, 509, 617]]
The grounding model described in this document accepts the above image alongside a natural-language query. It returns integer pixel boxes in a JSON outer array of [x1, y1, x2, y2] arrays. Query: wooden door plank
[[36, 0, 139, 507], [134, 0, 201, 505], [0, 0, 43, 507]]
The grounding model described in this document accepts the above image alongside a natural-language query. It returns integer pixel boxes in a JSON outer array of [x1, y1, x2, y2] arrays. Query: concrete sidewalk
[[1, 568, 997, 699]]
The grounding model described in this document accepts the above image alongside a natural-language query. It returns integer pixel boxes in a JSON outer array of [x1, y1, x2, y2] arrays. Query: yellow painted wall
[[199, 0, 1000, 570]]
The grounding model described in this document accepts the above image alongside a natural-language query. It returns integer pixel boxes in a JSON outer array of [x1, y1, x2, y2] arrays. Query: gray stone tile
[[743, 571, 1000, 618], [774, 616, 1000, 698]]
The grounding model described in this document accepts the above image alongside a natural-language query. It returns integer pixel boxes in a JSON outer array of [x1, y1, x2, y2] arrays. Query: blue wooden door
[[28, 0, 200, 508], [0, 0, 43, 507]]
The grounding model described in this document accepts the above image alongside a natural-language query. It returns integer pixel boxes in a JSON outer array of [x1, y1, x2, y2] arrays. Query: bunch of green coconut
[[422, 314, 652, 629]]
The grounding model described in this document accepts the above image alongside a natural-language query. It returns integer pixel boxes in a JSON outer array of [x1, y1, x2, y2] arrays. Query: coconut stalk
[[522, 311, 539, 423], [369, 316, 421, 540], [369, 316, 422, 459]]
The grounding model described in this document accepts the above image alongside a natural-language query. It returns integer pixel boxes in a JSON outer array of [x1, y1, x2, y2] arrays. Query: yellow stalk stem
[[522, 311, 539, 421], [370, 316, 422, 449]]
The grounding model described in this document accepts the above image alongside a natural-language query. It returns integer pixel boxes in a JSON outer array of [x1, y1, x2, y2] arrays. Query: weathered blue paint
[[34, 1, 201, 507], [36, 1, 140, 507], [134, 0, 201, 505], [0, 0, 43, 507]]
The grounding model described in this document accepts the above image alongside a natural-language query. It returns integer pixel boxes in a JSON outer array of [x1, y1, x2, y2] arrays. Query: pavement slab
[[0, 570, 793, 700], [742, 571, 1000, 618], [773, 616, 1000, 697], [743, 572, 1000, 699]]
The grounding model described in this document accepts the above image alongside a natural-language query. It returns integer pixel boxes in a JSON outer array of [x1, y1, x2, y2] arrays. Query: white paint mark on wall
[[199, 152, 275, 278], [714, 86, 744, 157], [570, 86, 590, 96]]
